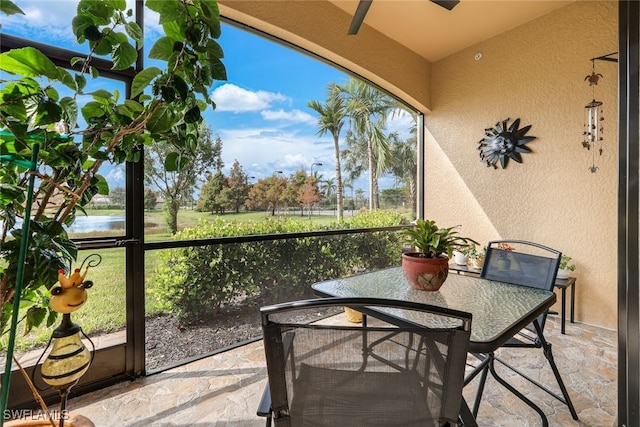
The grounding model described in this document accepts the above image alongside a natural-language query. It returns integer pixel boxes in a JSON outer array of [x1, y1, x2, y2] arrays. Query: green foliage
[[144, 188, 158, 211], [145, 125, 223, 232], [0, 0, 225, 335], [463, 243, 486, 259], [403, 219, 477, 258], [560, 254, 576, 271], [147, 210, 409, 320]]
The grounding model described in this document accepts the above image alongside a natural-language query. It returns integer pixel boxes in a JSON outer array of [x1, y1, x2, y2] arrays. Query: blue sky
[[2, 0, 414, 194]]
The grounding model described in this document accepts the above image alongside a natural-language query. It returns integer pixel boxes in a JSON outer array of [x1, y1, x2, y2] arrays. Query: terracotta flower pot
[[401, 252, 449, 291]]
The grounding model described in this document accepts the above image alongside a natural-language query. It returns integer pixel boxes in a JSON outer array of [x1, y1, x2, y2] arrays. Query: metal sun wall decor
[[478, 117, 536, 169]]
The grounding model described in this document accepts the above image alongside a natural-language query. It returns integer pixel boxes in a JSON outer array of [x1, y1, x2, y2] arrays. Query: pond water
[[4, 215, 127, 234], [66, 215, 126, 233]]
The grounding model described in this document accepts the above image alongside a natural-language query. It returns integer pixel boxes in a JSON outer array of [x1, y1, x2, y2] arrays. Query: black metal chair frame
[[467, 239, 578, 425], [257, 297, 474, 426]]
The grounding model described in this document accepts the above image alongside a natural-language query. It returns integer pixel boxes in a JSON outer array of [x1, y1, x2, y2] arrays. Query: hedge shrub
[[147, 211, 409, 320]]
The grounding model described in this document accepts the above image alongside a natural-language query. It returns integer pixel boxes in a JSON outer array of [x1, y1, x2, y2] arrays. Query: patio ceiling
[[328, 0, 575, 62], [219, 0, 576, 111]]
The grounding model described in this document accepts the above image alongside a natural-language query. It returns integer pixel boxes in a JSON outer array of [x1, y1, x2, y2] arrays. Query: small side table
[[448, 263, 576, 334], [553, 277, 576, 335]]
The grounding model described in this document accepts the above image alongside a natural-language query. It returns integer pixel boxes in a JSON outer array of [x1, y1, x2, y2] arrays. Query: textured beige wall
[[426, 1, 618, 328], [217, 0, 618, 329]]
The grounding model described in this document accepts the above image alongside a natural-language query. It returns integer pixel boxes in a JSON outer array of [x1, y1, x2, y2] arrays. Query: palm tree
[[355, 188, 365, 208], [339, 78, 395, 210], [387, 129, 418, 215], [342, 179, 355, 213], [320, 177, 336, 209], [308, 83, 346, 221]]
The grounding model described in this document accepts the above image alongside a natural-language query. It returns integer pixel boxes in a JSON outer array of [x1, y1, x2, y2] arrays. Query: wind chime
[[582, 58, 605, 173]]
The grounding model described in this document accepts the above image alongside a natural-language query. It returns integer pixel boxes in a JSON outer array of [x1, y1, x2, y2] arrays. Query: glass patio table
[[312, 266, 556, 354], [312, 266, 558, 426]]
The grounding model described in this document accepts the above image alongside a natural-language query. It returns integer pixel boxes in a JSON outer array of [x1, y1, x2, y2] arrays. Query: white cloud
[[261, 109, 315, 125], [386, 110, 417, 139], [210, 84, 289, 112], [105, 166, 126, 187], [6, 0, 141, 49], [14, 0, 77, 27], [216, 127, 334, 178]]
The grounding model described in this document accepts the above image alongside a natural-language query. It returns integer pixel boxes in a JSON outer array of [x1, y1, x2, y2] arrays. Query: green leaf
[[0, 184, 24, 205], [184, 106, 201, 124], [200, 0, 221, 38], [44, 86, 60, 102], [0, 47, 58, 79], [116, 103, 136, 119], [172, 75, 189, 100], [84, 25, 103, 42], [94, 174, 109, 195], [77, 0, 113, 23], [124, 99, 143, 114], [149, 37, 174, 61], [81, 101, 106, 120], [32, 99, 62, 127], [24, 306, 47, 335], [161, 86, 175, 102], [0, 0, 25, 16], [70, 57, 85, 67], [147, 0, 182, 24], [74, 73, 87, 91], [71, 14, 92, 40], [57, 67, 77, 91], [59, 97, 78, 130], [164, 151, 179, 172], [205, 39, 224, 60], [161, 20, 183, 41], [46, 310, 58, 328], [146, 103, 175, 134], [104, 0, 126, 11], [125, 21, 144, 46], [90, 66, 100, 78], [111, 42, 137, 70], [90, 89, 114, 100], [131, 66, 162, 98], [209, 57, 227, 81]]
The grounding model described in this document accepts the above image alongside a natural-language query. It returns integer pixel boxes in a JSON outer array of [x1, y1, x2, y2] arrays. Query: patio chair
[[257, 297, 474, 426], [469, 239, 578, 420]]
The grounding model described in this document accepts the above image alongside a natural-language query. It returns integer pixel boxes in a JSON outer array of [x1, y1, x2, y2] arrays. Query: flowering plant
[[496, 242, 515, 251]]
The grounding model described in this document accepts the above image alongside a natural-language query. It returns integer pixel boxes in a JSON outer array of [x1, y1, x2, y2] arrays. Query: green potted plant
[[402, 219, 477, 291], [557, 254, 576, 279], [0, 0, 226, 422], [465, 244, 486, 270]]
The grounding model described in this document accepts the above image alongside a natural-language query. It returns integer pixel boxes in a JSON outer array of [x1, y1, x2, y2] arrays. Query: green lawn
[[75, 208, 343, 241]]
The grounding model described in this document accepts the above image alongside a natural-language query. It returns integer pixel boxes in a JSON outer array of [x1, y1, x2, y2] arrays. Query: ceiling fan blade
[[430, 0, 460, 11], [348, 0, 373, 35]]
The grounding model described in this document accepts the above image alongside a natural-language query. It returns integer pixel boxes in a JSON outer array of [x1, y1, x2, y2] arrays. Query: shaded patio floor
[[65, 315, 616, 426]]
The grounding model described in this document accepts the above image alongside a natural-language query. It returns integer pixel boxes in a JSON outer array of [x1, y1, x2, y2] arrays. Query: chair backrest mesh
[[481, 240, 561, 331], [261, 298, 471, 426]]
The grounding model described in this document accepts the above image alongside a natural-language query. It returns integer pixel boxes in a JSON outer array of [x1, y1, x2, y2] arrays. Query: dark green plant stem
[[0, 143, 40, 425]]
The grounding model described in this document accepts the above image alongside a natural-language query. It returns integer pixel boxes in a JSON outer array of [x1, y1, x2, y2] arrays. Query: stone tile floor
[[67, 315, 616, 426]]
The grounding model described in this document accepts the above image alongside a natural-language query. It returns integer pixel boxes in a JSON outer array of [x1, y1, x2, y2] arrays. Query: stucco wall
[[426, 1, 618, 328]]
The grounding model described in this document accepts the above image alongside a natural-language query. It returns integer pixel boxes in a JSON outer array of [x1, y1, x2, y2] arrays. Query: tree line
[[110, 77, 417, 234]]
